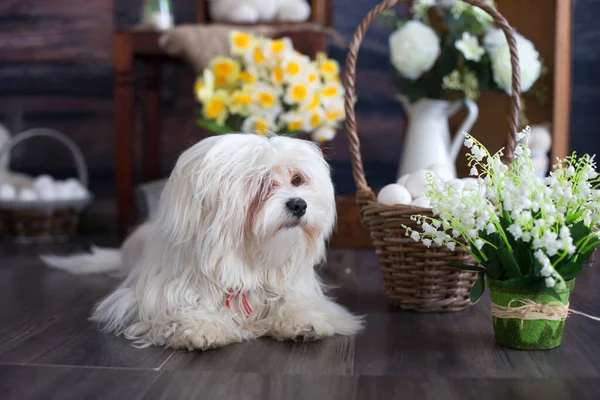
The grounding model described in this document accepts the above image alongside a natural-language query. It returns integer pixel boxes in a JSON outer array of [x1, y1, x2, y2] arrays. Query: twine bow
[[492, 298, 600, 330], [491, 298, 569, 329]]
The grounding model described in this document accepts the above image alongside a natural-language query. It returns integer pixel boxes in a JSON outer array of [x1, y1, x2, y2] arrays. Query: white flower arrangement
[[405, 127, 600, 301], [194, 31, 345, 143], [385, 0, 546, 118]]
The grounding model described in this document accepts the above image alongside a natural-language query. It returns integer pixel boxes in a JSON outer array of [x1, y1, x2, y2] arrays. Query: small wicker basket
[[343, 0, 521, 312], [0, 129, 93, 244]]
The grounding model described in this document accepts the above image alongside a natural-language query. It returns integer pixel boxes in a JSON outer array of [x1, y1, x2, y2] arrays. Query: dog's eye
[[291, 175, 304, 187]]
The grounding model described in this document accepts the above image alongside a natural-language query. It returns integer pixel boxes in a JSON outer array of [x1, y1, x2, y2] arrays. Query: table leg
[[142, 59, 161, 183], [114, 33, 135, 237]]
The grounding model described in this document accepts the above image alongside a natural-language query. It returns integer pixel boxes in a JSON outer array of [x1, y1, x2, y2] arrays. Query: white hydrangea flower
[[389, 21, 441, 80], [545, 277, 556, 288], [455, 32, 485, 62], [483, 28, 542, 94]]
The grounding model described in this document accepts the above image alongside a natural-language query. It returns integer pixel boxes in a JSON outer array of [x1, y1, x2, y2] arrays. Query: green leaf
[[570, 221, 590, 244], [514, 243, 534, 276], [470, 272, 486, 303], [556, 263, 584, 281], [497, 248, 522, 278], [196, 119, 236, 134], [484, 253, 503, 280], [497, 276, 542, 289], [447, 262, 486, 273]]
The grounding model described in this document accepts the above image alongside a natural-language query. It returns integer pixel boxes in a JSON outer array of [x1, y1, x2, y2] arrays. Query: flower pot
[[488, 279, 575, 350]]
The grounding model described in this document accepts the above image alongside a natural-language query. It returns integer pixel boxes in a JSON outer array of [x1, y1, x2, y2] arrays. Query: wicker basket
[[343, 0, 522, 312], [0, 129, 92, 244]]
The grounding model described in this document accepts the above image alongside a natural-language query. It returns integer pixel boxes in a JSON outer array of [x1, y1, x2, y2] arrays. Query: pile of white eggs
[[0, 175, 89, 202], [377, 163, 478, 208]]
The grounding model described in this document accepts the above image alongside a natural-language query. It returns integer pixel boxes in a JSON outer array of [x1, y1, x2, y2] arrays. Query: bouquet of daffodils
[[406, 128, 600, 301], [386, 0, 546, 119], [194, 31, 346, 143]]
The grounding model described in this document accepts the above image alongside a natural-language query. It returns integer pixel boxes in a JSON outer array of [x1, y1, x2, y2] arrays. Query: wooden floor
[[1, 240, 600, 400]]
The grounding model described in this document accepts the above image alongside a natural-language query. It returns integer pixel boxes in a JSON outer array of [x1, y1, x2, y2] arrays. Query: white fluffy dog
[[43, 134, 362, 350]]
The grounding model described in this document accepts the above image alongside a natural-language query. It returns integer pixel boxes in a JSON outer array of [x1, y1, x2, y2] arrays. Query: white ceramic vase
[[398, 97, 479, 180]]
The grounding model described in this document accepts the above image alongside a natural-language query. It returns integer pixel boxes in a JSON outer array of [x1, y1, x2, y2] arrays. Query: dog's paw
[[268, 319, 332, 342], [267, 300, 363, 342], [165, 321, 240, 351]]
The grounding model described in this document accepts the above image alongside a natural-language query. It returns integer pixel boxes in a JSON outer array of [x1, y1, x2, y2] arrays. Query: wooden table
[[114, 31, 174, 236]]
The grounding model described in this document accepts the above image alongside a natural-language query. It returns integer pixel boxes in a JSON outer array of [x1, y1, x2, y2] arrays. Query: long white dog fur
[[42, 134, 362, 350]]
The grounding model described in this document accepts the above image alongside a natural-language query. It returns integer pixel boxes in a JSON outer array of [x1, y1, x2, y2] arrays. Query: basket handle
[[343, 0, 521, 205], [0, 128, 89, 188]]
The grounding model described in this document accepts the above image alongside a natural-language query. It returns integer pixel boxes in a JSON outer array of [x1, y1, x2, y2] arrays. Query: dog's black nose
[[286, 198, 307, 218]]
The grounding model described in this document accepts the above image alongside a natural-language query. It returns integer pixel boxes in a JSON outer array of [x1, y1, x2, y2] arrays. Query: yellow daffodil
[[196, 33, 344, 144], [282, 54, 311, 83], [242, 115, 275, 136], [210, 57, 241, 88], [303, 92, 321, 111], [229, 31, 256, 56], [250, 84, 281, 116], [270, 67, 285, 86], [194, 69, 215, 102], [316, 52, 341, 82], [203, 90, 230, 126], [229, 87, 255, 116], [320, 81, 344, 106], [311, 126, 336, 143], [306, 65, 321, 87], [245, 45, 268, 67], [307, 108, 326, 130], [324, 101, 345, 124], [239, 69, 258, 85], [263, 37, 293, 60], [279, 111, 307, 132], [284, 81, 313, 105]]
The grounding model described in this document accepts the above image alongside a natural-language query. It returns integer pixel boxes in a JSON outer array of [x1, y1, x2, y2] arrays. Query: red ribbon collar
[[225, 291, 253, 319]]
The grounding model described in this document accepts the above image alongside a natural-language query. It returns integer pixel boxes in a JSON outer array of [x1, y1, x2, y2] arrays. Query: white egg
[[71, 186, 89, 200], [427, 163, 455, 182], [405, 170, 434, 198], [37, 185, 58, 201], [33, 174, 54, 191], [529, 125, 552, 152], [396, 174, 410, 186], [0, 183, 17, 200], [18, 188, 38, 202], [55, 182, 75, 200], [377, 184, 412, 206], [63, 178, 84, 190], [411, 196, 432, 208]]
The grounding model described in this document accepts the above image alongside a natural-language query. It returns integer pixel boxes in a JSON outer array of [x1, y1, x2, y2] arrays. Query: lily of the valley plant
[[406, 128, 600, 302]]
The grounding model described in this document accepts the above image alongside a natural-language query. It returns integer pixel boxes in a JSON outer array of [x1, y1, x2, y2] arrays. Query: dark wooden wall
[[0, 0, 598, 198]]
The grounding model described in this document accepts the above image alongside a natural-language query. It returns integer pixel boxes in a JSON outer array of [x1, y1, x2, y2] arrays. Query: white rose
[[483, 28, 542, 94], [389, 21, 441, 80]]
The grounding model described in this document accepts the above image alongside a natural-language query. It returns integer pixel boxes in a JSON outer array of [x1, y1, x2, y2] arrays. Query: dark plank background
[[0, 0, 598, 198]]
